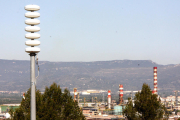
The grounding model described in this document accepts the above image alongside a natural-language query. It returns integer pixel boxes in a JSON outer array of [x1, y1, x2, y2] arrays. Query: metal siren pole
[[25, 5, 40, 120]]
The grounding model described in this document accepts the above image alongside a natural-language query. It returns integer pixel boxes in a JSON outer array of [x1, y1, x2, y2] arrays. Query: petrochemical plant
[[71, 67, 180, 119]]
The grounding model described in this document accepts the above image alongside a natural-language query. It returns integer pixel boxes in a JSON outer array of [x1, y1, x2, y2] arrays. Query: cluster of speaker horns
[[25, 5, 40, 53]]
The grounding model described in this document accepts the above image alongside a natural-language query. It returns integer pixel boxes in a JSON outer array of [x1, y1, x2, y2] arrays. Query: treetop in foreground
[[123, 83, 168, 120], [10, 83, 85, 120]]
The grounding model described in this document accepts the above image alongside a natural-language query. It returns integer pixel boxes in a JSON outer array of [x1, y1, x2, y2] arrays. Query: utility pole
[[25, 5, 40, 120]]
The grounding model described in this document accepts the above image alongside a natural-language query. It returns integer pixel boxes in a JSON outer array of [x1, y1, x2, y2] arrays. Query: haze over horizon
[[1, 0, 180, 65]]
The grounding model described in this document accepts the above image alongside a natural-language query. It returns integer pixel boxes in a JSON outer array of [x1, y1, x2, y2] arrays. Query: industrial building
[[0, 104, 20, 119], [70, 67, 180, 119], [73, 86, 125, 119]]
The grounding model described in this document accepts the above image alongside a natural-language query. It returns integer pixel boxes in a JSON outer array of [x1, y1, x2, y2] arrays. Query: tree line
[[8, 82, 174, 120], [9, 83, 85, 120]]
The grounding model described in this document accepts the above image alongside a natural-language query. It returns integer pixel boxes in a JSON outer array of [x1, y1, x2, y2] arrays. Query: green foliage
[[123, 83, 168, 120], [9, 108, 14, 120], [13, 107, 25, 120], [123, 98, 138, 120], [10, 83, 85, 120]]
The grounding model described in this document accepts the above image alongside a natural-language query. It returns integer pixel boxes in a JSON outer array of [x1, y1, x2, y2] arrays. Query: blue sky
[[1, 0, 180, 65]]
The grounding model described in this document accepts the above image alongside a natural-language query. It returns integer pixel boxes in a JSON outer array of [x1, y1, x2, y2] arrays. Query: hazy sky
[[1, 0, 180, 65]]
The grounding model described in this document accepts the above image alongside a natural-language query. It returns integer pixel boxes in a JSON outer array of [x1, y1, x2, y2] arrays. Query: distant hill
[[0, 59, 180, 93]]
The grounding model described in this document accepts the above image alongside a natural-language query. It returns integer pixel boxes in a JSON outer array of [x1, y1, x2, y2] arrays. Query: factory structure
[[70, 66, 180, 119], [73, 87, 125, 119]]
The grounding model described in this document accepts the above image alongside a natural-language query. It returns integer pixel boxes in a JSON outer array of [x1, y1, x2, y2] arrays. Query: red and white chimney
[[23, 93, 25, 100], [153, 67, 157, 94], [119, 84, 123, 104], [74, 88, 77, 101], [108, 90, 111, 109]]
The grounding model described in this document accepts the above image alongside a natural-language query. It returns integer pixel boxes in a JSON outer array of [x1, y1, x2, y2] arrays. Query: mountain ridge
[[0, 59, 179, 93]]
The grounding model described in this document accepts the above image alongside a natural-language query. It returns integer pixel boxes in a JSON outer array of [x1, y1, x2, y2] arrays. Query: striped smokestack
[[23, 93, 25, 100], [153, 67, 157, 94], [108, 90, 111, 109], [74, 88, 77, 102], [119, 84, 123, 104]]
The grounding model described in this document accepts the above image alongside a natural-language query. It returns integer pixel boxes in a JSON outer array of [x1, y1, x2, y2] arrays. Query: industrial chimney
[[108, 90, 111, 109], [119, 84, 123, 105], [153, 67, 157, 94], [74, 88, 77, 102], [23, 93, 25, 100]]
